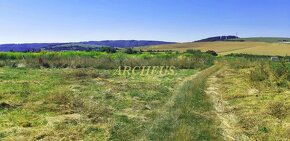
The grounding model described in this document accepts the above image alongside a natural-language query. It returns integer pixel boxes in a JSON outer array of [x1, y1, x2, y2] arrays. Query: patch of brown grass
[[142, 42, 290, 56]]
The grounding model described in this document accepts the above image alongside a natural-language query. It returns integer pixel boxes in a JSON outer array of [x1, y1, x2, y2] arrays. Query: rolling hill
[[228, 37, 290, 43], [195, 36, 239, 42], [0, 40, 175, 52], [143, 41, 290, 56]]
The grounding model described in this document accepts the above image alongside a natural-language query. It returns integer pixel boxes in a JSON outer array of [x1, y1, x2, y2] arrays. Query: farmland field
[[0, 51, 289, 141], [143, 41, 290, 56], [229, 37, 290, 43]]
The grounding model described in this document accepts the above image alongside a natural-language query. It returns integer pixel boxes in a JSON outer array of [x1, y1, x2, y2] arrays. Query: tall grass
[[226, 56, 290, 88], [0, 51, 215, 69]]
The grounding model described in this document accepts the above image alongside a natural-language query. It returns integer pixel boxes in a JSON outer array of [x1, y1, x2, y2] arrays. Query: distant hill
[[0, 40, 175, 52], [195, 36, 239, 42], [0, 43, 64, 52], [228, 37, 290, 43], [44, 43, 103, 51], [142, 41, 290, 56], [194, 36, 290, 43], [78, 40, 175, 48]]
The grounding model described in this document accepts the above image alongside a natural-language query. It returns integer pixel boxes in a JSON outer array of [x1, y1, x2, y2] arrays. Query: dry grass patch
[[215, 64, 290, 140], [143, 42, 290, 56]]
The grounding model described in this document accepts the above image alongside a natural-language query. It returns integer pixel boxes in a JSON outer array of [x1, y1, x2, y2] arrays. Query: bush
[[124, 48, 138, 54], [185, 49, 202, 56], [99, 47, 117, 53], [206, 50, 218, 56], [271, 62, 290, 81]]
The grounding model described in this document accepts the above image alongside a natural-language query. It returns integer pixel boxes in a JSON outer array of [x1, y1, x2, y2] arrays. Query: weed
[[268, 102, 289, 119], [250, 64, 269, 82]]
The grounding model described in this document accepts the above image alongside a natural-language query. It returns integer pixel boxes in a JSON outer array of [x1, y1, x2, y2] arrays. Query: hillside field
[[229, 37, 290, 42], [0, 51, 289, 140], [143, 42, 290, 56]]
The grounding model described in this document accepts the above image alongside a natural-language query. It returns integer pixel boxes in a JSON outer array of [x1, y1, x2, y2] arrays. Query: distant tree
[[109, 48, 117, 53], [86, 47, 93, 52], [115, 52, 126, 66], [165, 50, 173, 54], [185, 49, 202, 55], [31, 48, 37, 52], [206, 50, 218, 56], [124, 48, 138, 54], [100, 47, 109, 52], [99, 47, 117, 53], [147, 50, 157, 54], [138, 49, 144, 54]]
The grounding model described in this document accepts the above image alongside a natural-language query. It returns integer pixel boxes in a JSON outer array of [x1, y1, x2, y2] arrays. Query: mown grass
[[0, 66, 199, 140], [138, 65, 223, 141], [214, 60, 290, 140], [0, 50, 219, 140], [2, 50, 289, 140]]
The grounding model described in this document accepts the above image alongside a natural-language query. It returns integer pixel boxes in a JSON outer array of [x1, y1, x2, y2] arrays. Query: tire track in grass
[[206, 67, 250, 141], [142, 65, 223, 141]]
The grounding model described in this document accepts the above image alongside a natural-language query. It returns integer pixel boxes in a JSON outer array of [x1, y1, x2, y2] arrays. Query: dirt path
[[138, 65, 223, 140], [206, 67, 250, 141]]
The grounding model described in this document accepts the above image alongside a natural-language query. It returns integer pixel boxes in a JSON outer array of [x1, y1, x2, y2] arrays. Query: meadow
[[0, 49, 289, 140], [0, 51, 214, 69], [0, 67, 200, 140], [210, 59, 290, 140], [0, 50, 219, 140]]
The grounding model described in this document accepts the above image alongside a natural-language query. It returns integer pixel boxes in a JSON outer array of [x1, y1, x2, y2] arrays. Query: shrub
[[271, 62, 290, 81], [114, 52, 127, 66], [228, 58, 255, 69], [99, 47, 117, 53], [185, 49, 202, 56], [124, 48, 138, 54], [206, 50, 218, 56]]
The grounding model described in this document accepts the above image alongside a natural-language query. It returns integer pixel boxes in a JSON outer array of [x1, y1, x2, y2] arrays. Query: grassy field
[[0, 67, 202, 140], [207, 60, 290, 140], [0, 50, 223, 140], [0, 51, 214, 70], [144, 65, 222, 141], [143, 41, 290, 56], [0, 50, 289, 140]]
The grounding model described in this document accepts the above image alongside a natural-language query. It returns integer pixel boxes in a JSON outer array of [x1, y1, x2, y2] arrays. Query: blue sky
[[0, 0, 289, 43]]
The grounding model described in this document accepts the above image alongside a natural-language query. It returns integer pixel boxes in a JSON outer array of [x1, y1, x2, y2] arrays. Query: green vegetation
[[0, 51, 215, 69], [0, 50, 220, 140], [0, 67, 198, 140], [145, 65, 222, 141], [1, 50, 290, 140], [212, 58, 290, 140]]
